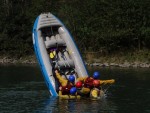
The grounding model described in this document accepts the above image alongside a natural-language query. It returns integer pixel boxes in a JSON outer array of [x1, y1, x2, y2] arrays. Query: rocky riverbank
[[86, 62, 150, 68], [0, 56, 37, 64], [0, 56, 150, 68]]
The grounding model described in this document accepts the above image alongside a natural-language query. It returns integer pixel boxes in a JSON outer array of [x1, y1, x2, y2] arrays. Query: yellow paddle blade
[[100, 79, 115, 85], [91, 89, 98, 98], [50, 50, 56, 58], [50, 52, 54, 58]]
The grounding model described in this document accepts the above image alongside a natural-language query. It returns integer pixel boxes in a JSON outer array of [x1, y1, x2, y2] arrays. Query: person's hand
[[55, 70, 58, 73], [59, 86, 62, 91]]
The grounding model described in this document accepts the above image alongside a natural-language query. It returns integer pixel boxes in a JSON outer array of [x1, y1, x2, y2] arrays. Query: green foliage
[[0, 0, 150, 58]]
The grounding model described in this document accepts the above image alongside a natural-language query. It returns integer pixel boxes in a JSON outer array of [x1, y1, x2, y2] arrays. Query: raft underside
[[33, 13, 88, 97]]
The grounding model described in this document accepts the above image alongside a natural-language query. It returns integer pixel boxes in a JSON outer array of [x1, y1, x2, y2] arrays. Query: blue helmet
[[68, 75, 75, 83], [93, 71, 100, 79], [70, 87, 77, 95]]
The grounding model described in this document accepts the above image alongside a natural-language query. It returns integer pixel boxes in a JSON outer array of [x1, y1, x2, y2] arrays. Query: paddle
[[100, 79, 115, 94], [100, 79, 115, 85], [50, 50, 56, 59]]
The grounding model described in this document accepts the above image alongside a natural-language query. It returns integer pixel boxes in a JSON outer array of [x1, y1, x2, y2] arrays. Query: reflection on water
[[35, 97, 117, 113], [0, 65, 150, 113]]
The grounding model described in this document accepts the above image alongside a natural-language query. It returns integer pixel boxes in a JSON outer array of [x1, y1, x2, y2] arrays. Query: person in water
[[55, 70, 80, 99], [74, 72, 99, 97], [75, 71, 115, 98], [55, 70, 115, 99]]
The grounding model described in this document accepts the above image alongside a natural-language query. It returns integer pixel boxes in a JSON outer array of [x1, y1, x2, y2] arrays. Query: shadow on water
[[0, 65, 150, 113]]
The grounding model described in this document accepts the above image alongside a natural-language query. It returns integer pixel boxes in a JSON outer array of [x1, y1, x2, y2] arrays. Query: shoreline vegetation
[[84, 50, 150, 68], [1, 51, 150, 68], [0, 0, 150, 69]]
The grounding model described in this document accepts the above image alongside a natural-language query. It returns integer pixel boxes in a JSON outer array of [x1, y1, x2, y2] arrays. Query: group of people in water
[[48, 47, 115, 99], [55, 70, 115, 99]]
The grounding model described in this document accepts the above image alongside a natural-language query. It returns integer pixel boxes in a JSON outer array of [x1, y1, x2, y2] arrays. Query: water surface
[[0, 65, 150, 113]]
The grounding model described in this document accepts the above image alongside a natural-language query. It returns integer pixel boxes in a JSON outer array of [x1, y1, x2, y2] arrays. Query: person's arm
[[55, 70, 68, 86], [80, 87, 90, 94], [100, 79, 115, 85]]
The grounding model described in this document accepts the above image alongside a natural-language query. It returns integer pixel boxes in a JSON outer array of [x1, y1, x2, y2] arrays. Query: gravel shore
[[0, 56, 150, 68], [0, 56, 37, 64], [87, 62, 150, 68]]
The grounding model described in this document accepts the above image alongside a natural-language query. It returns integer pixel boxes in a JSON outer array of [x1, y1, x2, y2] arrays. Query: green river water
[[0, 64, 150, 113]]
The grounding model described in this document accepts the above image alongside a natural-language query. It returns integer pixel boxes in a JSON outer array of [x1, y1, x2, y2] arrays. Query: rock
[[123, 62, 131, 67], [110, 63, 119, 67], [92, 62, 100, 66], [139, 63, 150, 68], [102, 63, 109, 67]]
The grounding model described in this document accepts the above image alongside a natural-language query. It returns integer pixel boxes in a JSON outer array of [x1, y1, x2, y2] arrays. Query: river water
[[0, 64, 150, 113]]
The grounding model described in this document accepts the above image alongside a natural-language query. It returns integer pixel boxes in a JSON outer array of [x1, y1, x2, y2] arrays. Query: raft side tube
[[58, 27, 88, 77]]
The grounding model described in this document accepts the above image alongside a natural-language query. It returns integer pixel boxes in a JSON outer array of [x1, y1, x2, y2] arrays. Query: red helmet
[[75, 81, 83, 88], [93, 80, 100, 87]]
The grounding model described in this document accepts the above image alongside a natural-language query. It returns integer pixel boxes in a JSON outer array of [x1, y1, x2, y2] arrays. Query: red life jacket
[[84, 77, 94, 89], [61, 83, 73, 95]]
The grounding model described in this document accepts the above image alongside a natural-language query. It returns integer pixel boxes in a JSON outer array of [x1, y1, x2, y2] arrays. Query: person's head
[[93, 80, 100, 87], [93, 71, 100, 79], [75, 81, 83, 89], [68, 75, 75, 83], [70, 87, 77, 95]]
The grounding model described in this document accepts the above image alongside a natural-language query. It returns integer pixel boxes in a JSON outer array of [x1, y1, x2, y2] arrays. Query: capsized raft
[[32, 13, 88, 96]]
